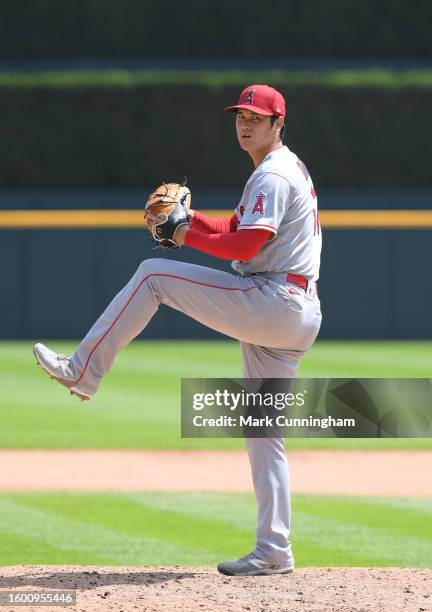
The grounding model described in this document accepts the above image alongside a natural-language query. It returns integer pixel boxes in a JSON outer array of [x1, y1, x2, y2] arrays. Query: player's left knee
[[136, 258, 179, 292], [137, 257, 168, 276]]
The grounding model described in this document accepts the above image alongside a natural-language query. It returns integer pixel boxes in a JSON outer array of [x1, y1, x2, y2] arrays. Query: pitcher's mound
[[1, 566, 431, 611]]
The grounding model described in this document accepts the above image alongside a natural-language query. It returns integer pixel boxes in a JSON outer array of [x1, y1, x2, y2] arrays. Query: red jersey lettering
[[297, 159, 317, 199]]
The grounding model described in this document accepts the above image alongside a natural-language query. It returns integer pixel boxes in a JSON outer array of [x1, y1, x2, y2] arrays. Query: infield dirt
[[1, 566, 431, 612], [0, 449, 432, 496]]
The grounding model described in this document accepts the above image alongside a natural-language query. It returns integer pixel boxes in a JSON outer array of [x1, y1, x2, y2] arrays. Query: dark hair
[[270, 115, 285, 142]]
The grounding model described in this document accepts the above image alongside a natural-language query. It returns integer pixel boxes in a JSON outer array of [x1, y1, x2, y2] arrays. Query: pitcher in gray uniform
[[34, 84, 322, 576]]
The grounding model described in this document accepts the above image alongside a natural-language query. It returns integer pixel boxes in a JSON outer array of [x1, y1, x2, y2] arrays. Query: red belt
[[286, 273, 317, 293]]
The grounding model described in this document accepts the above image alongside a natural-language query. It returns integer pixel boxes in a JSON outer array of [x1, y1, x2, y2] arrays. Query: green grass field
[[1, 341, 431, 570], [0, 492, 431, 567], [0, 340, 431, 449]]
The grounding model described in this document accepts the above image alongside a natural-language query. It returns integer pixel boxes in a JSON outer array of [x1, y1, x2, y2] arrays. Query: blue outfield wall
[[1, 189, 431, 340], [1, 227, 431, 340]]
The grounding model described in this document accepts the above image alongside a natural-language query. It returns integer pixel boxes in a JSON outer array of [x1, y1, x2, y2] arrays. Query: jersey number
[[312, 209, 321, 235]]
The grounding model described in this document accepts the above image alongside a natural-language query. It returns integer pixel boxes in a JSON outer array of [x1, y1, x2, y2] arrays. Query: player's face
[[235, 109, 277, 153]]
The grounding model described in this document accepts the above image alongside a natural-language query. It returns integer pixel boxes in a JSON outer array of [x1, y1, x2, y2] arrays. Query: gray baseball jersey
[[60, 143, 322, 568], [232, 145, 322, 281]]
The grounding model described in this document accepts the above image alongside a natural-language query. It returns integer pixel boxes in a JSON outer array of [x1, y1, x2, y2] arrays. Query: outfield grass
[[0, 340, 431, 449], [0, 492, 430, 567]]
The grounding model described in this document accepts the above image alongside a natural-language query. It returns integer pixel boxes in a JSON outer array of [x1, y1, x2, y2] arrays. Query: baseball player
[[34, 84, 322, 576]]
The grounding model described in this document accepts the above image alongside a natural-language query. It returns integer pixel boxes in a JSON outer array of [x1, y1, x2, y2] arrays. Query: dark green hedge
[[1, 83, 431, 189], [1, 70, 432, 88], [1, 0, 431, 61]]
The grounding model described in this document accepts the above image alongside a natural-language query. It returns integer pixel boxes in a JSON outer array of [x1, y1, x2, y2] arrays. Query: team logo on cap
[[241, 87, 256, 106]]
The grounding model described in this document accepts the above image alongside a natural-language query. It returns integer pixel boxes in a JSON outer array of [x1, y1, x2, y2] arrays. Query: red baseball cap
[[225, 84, 285, 118]]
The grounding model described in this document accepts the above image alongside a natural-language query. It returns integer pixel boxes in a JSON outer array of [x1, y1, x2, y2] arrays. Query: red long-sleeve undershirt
[[190, 210, 239, 234], [186, 211, 272, 261]]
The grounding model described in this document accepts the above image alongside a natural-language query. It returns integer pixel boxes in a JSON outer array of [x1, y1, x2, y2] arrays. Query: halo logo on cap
[[241, 87, 256, 106]]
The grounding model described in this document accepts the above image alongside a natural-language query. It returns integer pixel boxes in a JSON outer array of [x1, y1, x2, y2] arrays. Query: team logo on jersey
[[251, 192, 265, 215], [241, 87, 256, 106]]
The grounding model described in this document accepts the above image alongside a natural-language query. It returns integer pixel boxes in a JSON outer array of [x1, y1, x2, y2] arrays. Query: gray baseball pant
[[69, 257, 322, 564]]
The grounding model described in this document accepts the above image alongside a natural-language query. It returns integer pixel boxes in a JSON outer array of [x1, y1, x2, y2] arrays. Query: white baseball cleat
[[217, 552, 294, 576], [33, 343, 92, 401]]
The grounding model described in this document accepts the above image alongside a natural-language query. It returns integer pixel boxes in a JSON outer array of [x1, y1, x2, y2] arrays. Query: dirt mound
[[1, 566, 431, 611]]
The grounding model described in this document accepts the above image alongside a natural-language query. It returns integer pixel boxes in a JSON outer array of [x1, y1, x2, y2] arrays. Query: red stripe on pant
[[74, 272, 269, 386]]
